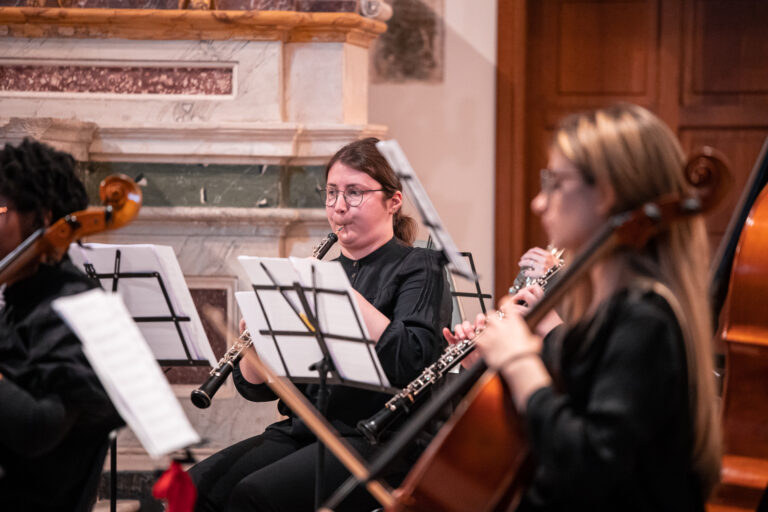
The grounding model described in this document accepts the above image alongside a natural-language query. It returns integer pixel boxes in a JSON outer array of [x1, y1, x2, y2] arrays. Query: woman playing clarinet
[[190, 137, 452, 512]]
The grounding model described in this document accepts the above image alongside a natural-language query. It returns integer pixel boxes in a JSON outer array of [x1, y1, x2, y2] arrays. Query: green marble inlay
[[78, 161, 329, 208], [81, 162, 282, 208], [285, 165, 326, 208]]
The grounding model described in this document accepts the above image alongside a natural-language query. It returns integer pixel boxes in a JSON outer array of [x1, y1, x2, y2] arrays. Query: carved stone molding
[[0, 118, 387, 164], [88, 123, 388, 165], [0, 8, 386, 46], [0, 117, 97, 159], [128, 205, 328, 232]]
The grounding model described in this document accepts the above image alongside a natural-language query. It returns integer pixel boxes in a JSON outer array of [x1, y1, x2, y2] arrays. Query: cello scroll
[[0, 174, 142, 286]]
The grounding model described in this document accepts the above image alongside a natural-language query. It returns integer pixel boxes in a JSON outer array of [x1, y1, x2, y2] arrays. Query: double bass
[[708, 138, 768, 511]]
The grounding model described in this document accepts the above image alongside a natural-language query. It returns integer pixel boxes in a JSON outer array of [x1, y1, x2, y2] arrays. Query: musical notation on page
[[53, 289, 200, 458]]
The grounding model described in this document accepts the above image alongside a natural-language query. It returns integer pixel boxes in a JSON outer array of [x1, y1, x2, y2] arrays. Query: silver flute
[[356, 248, 564, 443], [190, 228, 341, 409]]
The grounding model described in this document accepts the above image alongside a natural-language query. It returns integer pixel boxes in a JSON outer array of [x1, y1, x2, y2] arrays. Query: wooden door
[[495, 0, 768, 301]]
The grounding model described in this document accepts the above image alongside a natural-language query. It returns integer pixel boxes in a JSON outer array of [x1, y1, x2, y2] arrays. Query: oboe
[[356, 250, 564, 443], [190, 228, 341, 409], [190, 330, 253, 409]]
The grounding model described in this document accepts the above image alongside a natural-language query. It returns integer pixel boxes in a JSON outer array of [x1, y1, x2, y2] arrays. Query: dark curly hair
[[0, 138, 88, 234]]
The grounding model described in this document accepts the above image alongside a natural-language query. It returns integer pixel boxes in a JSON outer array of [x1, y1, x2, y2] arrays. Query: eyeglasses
[[539, 168, 589, 194], [323, 187, 386, 207]]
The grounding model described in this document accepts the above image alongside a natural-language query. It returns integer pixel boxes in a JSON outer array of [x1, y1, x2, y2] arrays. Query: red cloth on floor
[[152, 460, 197, 512]]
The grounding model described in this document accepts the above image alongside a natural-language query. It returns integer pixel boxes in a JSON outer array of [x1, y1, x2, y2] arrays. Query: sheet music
[[375, 139, 475, 280], [237, 257, 323, 379], [291, 257, 389, 386], [52, 289, 200, 458], [69, 243, 216, 365], [237, 256, 389, 387]]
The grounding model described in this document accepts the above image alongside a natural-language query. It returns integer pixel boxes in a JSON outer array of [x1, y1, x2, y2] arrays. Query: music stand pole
[[308, 355, 332, 510], [292, 276, 335, 511]]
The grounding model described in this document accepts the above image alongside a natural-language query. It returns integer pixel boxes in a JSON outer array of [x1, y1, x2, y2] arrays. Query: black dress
[[520, 287, 704, 512], [0, 258, 123, 511], [190, 237, 452, 512]]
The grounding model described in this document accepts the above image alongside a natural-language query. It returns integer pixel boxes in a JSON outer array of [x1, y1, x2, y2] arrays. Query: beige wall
[[369, 0, 498, 312]]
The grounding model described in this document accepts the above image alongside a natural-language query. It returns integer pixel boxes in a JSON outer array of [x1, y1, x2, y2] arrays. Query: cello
[[380, 148, 730, 512], [708, 138, 768, 511], [0, 174, 142, 286]]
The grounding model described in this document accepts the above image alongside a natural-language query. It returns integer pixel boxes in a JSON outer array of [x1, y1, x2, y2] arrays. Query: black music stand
[[70, 243, 215, 512], [451, 250, 492, 316], [237, 256, 395, 509], [376, 139, 476, 282]]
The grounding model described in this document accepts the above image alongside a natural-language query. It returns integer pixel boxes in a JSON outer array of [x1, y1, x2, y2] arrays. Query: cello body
[[710, 184, 768, 510], [389, 371, 529, 512]]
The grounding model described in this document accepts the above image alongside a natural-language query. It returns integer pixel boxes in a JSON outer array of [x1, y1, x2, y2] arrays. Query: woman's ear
[[596, 183, 616, 216], [389, 190, 403, 214]]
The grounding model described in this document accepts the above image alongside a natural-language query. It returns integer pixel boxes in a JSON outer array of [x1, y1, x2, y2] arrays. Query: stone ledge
[[0, 7, 387, 46], [0, 117, 388, 164], [90, 206, 333, 240], [134, 205, 327, 226], [89, 122, 389, 165]]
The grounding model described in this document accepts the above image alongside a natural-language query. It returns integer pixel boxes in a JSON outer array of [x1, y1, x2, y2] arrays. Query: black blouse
[[0, 258, 123, 510], [233, 237, 452, 436], [521, 288, 702, 512]]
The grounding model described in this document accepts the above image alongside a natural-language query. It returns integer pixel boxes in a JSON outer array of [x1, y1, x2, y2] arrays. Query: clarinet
[[190, 228, 341, 409], [356, 252, 564, 443]]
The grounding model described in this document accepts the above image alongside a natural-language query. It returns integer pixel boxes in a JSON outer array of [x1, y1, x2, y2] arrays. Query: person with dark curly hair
[[0, 138, 123, 511]]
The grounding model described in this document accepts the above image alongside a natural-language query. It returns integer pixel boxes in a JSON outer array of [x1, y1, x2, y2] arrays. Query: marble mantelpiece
[[0, 7, 387, 164]]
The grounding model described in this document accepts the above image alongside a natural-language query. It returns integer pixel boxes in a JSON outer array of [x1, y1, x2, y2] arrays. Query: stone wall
[[0, 4, 387, 480]]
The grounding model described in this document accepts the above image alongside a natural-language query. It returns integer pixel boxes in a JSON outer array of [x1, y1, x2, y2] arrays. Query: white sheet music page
[[290, 257, 389, 388], [52, 289, 200, 459], [237, 257, 322, 379], [68, 243, 216, 366], [237, 257, 390, 388]]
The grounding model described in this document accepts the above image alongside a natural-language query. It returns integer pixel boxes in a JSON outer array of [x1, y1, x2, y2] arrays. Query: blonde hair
[[552, 104, 721, 496]]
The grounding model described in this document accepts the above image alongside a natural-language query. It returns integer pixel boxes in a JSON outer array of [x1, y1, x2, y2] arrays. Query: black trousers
[[189, 422, 407, 512]]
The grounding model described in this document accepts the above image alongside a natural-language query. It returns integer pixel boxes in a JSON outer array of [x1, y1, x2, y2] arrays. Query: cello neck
[[0, 228, 45, 286]]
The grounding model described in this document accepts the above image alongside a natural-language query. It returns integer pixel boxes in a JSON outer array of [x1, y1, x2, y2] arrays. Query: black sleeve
[[232, 362, 279, 402], [523, 300, 686, 502], [0, 377, 77, 458], [374, 249, 449, 387]]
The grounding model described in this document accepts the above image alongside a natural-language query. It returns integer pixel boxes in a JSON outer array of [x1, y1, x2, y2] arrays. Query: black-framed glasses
[[323, 187, 386, 207], [539, 168, 590, 194]]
